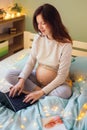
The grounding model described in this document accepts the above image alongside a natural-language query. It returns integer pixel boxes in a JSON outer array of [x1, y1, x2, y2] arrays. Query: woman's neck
[[47, 35, 53, 40]]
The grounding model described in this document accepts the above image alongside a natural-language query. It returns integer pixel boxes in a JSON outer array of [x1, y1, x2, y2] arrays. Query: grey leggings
[[6, 69, 72, 99]]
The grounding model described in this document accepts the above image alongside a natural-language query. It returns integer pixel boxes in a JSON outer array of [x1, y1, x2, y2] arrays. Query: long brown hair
[[33, 3, 72, 43]]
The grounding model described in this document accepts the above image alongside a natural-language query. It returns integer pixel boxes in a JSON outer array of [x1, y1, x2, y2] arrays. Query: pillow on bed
[[70, 57, 87, 82]]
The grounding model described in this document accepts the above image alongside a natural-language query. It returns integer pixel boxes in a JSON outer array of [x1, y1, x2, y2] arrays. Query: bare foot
[[33, 86, 41, 91], [22, 90, 31, 94]]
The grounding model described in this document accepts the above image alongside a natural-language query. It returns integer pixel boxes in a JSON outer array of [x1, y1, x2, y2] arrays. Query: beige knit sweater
[[19, 34, 72, 94]]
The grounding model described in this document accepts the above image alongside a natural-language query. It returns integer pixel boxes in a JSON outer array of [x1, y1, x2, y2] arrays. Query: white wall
[[0, 0, 13, 8]]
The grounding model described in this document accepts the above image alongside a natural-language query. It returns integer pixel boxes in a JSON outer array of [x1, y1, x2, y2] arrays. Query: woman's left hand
[[23, 90, 45, 104]]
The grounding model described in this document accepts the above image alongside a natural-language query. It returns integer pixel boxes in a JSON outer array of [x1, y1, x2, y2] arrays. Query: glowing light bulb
[[11, 13, 15, 18], [16, 12, 21, 17], [20, 125, 25, 129], [4, 13, 11, 19]]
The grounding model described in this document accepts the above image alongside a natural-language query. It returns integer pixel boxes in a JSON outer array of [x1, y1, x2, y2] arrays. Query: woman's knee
[[6, 69, 14, 81], [5, 69, 20, 85], [49, 84, 72, 99]]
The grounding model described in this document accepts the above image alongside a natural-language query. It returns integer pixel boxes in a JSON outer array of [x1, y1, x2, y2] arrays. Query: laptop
[[0, 91, 37, 112]]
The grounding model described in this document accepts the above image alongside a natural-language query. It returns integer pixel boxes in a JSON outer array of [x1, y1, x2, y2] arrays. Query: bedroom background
[[0, 1, 87, 130], [0, 0, 87, 43]]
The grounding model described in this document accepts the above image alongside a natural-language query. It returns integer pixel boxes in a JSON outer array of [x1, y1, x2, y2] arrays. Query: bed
[[0, 31, 87, 130]]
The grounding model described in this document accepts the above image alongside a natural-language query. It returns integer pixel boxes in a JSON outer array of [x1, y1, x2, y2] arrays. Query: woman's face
[[36, 14, 52, 39]]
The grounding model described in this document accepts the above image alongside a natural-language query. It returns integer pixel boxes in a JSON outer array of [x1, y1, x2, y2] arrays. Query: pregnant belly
[[36, 65, 57, 86]]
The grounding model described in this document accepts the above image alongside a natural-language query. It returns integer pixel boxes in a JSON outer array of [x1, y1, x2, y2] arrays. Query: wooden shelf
[[0, 15, 25, 60], [0, 31, 23, 41], [0, 15, 25, 24]]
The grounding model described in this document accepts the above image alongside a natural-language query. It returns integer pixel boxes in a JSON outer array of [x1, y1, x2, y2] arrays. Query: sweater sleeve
[[18, 35, 38, 80], [42, 43, 72, 94]]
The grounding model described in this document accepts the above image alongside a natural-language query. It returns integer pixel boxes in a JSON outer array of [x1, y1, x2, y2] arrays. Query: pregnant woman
[[6, 3, 72, 104]]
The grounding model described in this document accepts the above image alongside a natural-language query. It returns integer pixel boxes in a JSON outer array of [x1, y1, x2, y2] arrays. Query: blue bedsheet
[[0, 81, 87, 130], [0, 53, 87, 130]]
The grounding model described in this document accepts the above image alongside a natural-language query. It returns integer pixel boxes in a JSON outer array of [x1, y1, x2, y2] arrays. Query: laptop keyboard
[[6, 92, 37, 111]]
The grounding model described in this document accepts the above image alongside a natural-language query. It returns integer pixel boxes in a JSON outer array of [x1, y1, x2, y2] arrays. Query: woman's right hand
[[9, 78, 25, 97]]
